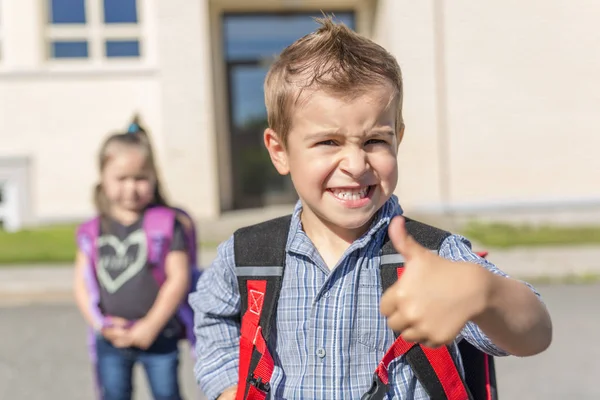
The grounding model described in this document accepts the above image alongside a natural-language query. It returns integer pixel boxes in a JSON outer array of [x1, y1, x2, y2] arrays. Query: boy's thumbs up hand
[[380, 216, 491, 348]]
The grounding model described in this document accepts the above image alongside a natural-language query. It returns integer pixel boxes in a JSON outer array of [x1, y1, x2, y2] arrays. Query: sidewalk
[[1, 244, 599, 305], [0, 249, 217, 304], [2, 205, 599, 303]]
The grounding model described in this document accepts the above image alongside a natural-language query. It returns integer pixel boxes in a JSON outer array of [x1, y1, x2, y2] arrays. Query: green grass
[[518, 272, 600, 285], [2, 221, 600, 265], [461, 222, 600, 249], [0, 224, 219, 266], [0, 224, 78, 265]]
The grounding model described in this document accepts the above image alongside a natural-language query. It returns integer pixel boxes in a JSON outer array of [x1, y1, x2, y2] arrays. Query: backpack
[[75, 205, 202, 364], [233, 215, 498, 400]]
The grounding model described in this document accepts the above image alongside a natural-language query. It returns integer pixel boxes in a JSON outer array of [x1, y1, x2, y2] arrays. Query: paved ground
[[0, 283, 597, 399]]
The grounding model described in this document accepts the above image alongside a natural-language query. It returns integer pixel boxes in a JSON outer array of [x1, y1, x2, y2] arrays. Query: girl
[[73, 117, 192, 400]]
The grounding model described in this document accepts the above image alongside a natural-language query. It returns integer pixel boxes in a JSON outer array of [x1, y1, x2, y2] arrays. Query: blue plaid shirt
[[190, 196, 536, 400]]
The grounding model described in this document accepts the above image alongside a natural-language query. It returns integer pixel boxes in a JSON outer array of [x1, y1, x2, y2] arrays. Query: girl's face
[[101, 148, 156, 214]]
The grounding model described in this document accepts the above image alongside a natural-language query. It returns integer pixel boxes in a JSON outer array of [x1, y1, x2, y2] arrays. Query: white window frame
[[45, 0, 151, 68], [0, 157, 30, 232]]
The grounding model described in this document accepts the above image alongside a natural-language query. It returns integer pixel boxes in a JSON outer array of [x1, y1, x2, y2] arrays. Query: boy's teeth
[[331, 186, 369, 200]]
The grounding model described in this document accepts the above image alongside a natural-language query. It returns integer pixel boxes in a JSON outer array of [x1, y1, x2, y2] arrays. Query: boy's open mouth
[[328, 185, 374, 201]]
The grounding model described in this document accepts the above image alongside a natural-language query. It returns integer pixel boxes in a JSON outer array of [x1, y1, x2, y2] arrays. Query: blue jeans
[[95, 333, 182, 400]]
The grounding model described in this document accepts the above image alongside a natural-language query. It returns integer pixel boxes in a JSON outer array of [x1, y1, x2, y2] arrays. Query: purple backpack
[[76, 206, 201, 363]]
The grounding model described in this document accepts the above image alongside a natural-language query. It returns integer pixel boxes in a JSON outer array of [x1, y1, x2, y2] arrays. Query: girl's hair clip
[[127, 122, 140, 133]]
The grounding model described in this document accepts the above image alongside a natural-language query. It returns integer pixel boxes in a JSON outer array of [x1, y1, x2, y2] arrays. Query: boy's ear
[[264, 128, 290, 175], [396, 123, 405, 147]]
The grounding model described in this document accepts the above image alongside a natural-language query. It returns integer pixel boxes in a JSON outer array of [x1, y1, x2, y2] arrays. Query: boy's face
[[265, 84, 402, 236]]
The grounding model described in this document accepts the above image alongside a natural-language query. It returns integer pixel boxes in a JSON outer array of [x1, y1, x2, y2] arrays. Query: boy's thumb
[[388, 216, 421, 260]]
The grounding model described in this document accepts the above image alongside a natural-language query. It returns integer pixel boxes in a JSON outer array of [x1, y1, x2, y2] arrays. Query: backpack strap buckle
[[360, 373, 389, 400], [249, 376, 271, 393]]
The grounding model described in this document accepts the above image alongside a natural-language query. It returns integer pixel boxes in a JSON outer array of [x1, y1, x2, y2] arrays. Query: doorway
[[222, 12, 355, 209]]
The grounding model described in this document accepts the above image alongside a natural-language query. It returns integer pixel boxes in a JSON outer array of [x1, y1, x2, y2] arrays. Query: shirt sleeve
[[438, 234, 543, 357], [189, 236, 241, 399], [169, 219, 187, 252]]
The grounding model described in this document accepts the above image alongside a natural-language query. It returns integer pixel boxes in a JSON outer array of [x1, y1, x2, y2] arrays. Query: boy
[[190, 18, 552, 400]]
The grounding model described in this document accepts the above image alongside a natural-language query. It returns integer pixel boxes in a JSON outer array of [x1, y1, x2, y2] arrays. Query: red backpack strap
[[233, 215, 292, 400], [143, 206, 176, 286], [363, 218, 473, 400]]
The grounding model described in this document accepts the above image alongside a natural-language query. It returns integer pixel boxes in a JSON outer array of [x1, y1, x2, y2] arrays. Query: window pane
[[103, 0, 138, 24], [230, 66, 268, 130], [51, 41, 88, 58], [224, 13, 355, 61], [105, 40, 140, 57], [49, 0, 86, 24]]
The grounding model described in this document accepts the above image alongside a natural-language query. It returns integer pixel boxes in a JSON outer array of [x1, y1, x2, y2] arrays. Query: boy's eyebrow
[[304, 129, 396, 141], [369, 129, 395, 137], [304, 131, 342, 142]]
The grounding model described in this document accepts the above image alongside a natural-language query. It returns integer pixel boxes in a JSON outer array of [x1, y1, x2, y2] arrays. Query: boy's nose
[[339, 148, 369, 178]]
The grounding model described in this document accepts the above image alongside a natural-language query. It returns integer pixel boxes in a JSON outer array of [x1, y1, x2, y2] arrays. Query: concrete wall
[[377, 0, 600, 216]]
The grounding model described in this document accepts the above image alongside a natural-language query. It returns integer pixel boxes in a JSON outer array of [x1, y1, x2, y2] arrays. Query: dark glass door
[[223, 12, 355, 209]]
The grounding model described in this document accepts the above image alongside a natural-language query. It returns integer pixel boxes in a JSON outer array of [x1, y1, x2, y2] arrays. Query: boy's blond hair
[[264, 16, 403, 146]]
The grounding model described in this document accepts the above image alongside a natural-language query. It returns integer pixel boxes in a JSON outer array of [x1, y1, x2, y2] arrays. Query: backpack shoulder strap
[[172, 207, 199, 267], [76, 217, 101, 269], [380, 217, 450, 293], [143, 206, 177, 285], [376, 218, 468, 400], [234, 214, 292, 342], [233, 214, 292, 399], [75, 217, 105, 331], [376, 217, 496, 400]]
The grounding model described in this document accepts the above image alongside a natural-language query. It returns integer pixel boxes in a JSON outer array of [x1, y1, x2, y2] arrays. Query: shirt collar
[[286, 195, 404, 255]]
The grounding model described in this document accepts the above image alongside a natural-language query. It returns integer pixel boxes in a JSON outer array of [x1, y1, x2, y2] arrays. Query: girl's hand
[[127, 318, 161, 350], [102, 326, 132, 348], [106, 316, 130, 328], [101, 316, 133, 348]]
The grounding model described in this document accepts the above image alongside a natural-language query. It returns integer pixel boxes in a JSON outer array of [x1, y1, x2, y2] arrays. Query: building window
[[46, 0, 142, 60]]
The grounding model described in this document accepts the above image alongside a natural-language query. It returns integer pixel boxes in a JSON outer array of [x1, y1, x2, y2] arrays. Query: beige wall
[[372, 0, 445, 209], [443, 0, 600, 207], [378, 0, 600, 215], [155, 0, 219, 220]]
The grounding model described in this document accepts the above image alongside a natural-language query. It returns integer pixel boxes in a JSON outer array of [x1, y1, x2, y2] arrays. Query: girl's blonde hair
[[94, 114, 169, 218]]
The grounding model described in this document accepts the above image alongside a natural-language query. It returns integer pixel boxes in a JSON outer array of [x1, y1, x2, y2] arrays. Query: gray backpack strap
[[234, 214, 292, 335]]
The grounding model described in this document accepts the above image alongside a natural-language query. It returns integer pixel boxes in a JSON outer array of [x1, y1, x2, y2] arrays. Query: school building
[[0, 0, 599, 231]]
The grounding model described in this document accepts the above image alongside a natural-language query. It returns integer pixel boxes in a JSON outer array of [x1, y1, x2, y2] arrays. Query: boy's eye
[[365, 139, 387, 146], [317, 140, 337, 146]]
